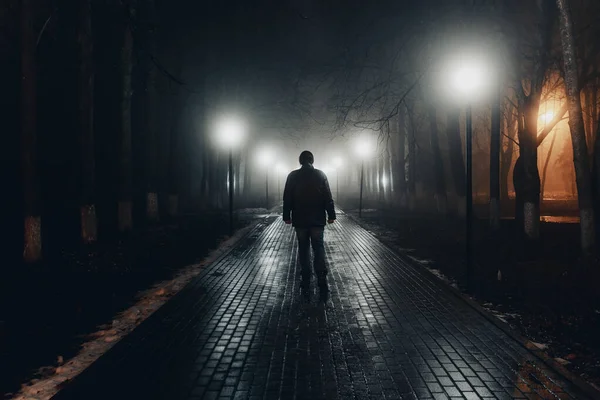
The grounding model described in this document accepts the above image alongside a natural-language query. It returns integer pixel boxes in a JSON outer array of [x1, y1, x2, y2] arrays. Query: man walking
[[283, 151, 336, 296]]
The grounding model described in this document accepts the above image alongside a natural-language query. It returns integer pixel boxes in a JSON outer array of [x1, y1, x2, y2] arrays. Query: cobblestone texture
[[51, 213, 590, 400]]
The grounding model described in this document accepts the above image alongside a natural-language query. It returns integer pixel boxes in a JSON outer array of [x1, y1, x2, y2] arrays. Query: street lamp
[[256, 147, 274, 210], [333, 157, 344, 201], [447, 54, 494, 292], [354, 137, 373, 218], [215, 117, 246, 235]]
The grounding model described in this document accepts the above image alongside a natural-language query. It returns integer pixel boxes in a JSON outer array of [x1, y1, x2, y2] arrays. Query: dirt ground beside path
[[346, 208, 600, 391], [0, 209, 268, 399]]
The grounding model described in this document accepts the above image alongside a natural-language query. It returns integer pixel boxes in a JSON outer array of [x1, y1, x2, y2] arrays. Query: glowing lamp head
[[216, 118, 245, 148], [354, 138, 373, 159], [450, 64, 485, 97], [444, 52, 495, 103]]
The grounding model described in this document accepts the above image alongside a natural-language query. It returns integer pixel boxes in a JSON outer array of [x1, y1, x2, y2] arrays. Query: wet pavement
[[51, 212, 590, 400]]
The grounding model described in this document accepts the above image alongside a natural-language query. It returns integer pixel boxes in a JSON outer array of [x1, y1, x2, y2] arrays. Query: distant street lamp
[[256, 147, 274, 210], [447, 54, 494, 292], [354, 137, 373, 218], [333, 157, 344, 201], [215, 117, 246, 235]]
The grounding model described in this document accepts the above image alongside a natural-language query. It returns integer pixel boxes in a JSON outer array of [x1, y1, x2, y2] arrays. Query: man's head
[[299, 150, 314, 166]]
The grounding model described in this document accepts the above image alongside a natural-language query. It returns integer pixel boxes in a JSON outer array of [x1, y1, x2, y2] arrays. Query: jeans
[[295, 226, 327, 285]]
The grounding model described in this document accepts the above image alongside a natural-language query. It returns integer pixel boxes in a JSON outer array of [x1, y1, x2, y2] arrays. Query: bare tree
[[143, 0, 159, 221], [490, 89, 501, 229], [556, 0, 595, 257], [446, 108, 466, 216], [428, 105, 447, 214], [21, 0, 41, 261], [118, 1, 134, 232], [78, 0, 97, 243]]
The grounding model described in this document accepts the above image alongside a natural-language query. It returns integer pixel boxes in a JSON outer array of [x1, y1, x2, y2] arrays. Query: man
[[283, 150, 336, 295]]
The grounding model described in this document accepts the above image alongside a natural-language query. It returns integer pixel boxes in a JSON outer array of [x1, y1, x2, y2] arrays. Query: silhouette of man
[[283, 150, 336, 295]]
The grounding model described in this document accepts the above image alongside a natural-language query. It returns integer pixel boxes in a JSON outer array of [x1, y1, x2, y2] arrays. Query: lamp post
[[354, 138, 372, 218], [215, 117, 245, 236], [448, 55, 493, 292]]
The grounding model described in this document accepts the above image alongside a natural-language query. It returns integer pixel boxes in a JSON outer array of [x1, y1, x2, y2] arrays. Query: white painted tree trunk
[[523, 201, 539, 240], [80, 204, 97, 244], [23, 216, 41, 262], [146, 192, 159, 221]]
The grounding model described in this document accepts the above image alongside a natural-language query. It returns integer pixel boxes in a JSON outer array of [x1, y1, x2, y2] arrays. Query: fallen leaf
[[531, 342, 548, 350], [555, 358, 571, 366]]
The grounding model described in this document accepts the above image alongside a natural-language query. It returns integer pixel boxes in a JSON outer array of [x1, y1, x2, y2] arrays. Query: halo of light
[[215, 118, 245, 148], [354, 137, 373, 158]]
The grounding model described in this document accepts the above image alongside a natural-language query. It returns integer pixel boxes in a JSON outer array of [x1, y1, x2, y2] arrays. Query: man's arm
[[282, 172, 293, 222], [321, 172, 336, 221]]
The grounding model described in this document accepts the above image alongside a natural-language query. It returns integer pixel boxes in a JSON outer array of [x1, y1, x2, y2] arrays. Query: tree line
[[297, 0, 600, 260]]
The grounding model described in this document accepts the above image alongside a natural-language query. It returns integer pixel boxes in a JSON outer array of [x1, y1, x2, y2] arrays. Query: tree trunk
[[166, 90, 179, 218], [406, 104, 417, 210], [118, 8, 134, 232], [490, 90, 501, 230], [557, 0, 596, 257], [78, 0, 97, 243], [517, 101, 542, 240], [378, 153, 384, 205], [593, 118, 600, 240], [446, 108, 466, 216], [166, 56, 184, 218], [144, 0, 159, 222], [396, 109, 407, 207], [21, 0, 41, 262], [428, 105, 447, 214], [501, 110, 517, 204], [386, 138, 393, 203], [540, 130, 557, 201]]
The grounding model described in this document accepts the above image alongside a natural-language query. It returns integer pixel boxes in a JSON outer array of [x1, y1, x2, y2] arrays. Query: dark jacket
[[283, 164, 336, 227]]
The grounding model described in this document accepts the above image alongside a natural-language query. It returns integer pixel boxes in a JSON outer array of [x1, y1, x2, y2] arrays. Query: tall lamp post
[[354, 138, 372, 218], [448, 55, 493, 292], [216, 117, 246, 236]]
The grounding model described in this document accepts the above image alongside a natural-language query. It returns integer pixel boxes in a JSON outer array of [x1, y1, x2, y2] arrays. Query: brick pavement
[[51, 212, 591, 400]]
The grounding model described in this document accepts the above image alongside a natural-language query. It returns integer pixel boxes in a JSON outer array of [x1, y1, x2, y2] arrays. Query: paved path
[[52, 213, 588, 400]]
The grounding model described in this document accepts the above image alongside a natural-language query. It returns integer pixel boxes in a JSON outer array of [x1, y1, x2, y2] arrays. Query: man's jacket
[[283, 164, 336, 227]]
